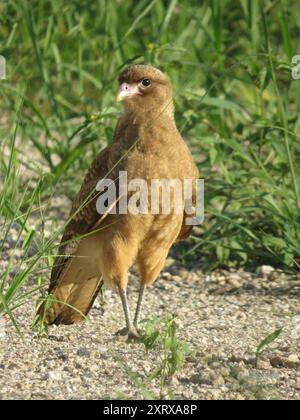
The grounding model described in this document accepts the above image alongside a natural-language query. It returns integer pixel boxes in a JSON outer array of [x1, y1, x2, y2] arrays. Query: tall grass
[[0, 0, 300, 324]]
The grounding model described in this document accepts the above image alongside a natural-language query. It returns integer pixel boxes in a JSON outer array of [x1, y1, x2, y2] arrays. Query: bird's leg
[[117, 288, 140, 340], [133, 284, 145, 331]]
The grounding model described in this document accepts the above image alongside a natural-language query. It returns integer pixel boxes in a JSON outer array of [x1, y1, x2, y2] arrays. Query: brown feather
[[38, 64, 199, 326]]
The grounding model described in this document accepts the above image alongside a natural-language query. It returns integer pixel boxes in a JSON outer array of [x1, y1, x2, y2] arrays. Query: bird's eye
[[141, 78, 151, 87]]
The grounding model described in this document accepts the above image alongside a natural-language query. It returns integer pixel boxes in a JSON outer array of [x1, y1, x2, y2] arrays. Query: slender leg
[[134, 284, 145, 330], [118, 288, 140, 339]]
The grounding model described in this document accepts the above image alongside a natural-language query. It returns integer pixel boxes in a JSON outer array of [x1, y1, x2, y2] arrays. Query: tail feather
[[38, 256, 103, 325]]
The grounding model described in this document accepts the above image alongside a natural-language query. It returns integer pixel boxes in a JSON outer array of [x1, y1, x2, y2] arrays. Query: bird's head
[[117, 65, 174, 120]]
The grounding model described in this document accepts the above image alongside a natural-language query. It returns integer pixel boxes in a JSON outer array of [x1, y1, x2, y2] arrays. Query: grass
[[255, 327, 282, 365], [116, 315, 189, 399], [0, 0, 300, 324], [141, 315, 189, 399]]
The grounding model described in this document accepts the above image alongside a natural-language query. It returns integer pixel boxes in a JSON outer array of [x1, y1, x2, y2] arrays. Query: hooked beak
[[117, 82, 141, 102]]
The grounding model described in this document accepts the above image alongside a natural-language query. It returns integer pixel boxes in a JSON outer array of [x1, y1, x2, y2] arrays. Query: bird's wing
[[49, 146, 111, 294], [177, 217, 194, 240], [39, 117, 129, 324], [177, 165, 199, 241]]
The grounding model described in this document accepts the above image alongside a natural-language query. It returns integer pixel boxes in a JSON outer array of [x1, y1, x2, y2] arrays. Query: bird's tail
[[38, 256, 103, 325]]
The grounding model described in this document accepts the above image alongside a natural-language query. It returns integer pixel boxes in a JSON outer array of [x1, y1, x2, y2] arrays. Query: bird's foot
[[115, 327, 128, 336], [115, 326, 140, 341], [133, 323, 141, 334], [127, 328, 140, 341]]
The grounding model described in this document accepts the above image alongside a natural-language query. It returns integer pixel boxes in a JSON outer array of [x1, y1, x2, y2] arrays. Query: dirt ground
[[1, 259, 300, 400], [1, 149, 300, 400]]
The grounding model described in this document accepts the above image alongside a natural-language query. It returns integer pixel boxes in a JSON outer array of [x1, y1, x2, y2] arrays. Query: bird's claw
[[127, 328, 140, 341], [115, 326, 140, 341]]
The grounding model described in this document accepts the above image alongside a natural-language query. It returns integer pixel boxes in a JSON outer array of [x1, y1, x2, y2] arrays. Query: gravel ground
[[1, 148, 300, 400], [1, 261, 300, 400]]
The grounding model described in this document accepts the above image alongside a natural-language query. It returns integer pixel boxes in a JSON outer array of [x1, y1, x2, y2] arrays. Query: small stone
[[100, 352, 110, 360], [169, 376, 180, 385], [235, 311, 247, 321], [212, 375, 225, 386], [236, 368, 250, 382], [190, 370, 213, 385], [55, 350, 68, 361], [227, 274, 242, 288], [164, 257, 175, 268], [178, 268, 189, 278], [290, 308, 300, 315], [256, 359, 272, 370], [48, 370, 62, 381], [288, 354, 299, 362], [259, 265, 275, 278], [209, 361, 222, 369], [270, 356, 283, 367], [270, 354, 299, 368], [216, 275, 226, 286], [220, 367, 231, 377], [77, 347, 91, 358], [285, 354, 299, 368]]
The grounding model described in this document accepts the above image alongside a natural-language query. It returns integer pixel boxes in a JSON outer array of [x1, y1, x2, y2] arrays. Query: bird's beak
[[117, 83, 141, 102]]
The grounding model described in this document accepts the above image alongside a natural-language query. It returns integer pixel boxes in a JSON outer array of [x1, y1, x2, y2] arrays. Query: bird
[[38, 64, 199, 339]]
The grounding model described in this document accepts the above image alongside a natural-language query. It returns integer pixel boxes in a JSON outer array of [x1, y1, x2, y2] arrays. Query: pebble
[[236, 368, 250, 382], [256, 359, 272, 370], [227, 275, 242, 288], [171, 275, 182, 283], [1, 228, 300, 400], [259, 265, 275, 278], [212, 375, 225, 386], [48, 370, 63, 381], [220, 367, 231, 377], [270, 355, 299, 369], [77, 348, 91, 358], [286, 355, 299, 368]]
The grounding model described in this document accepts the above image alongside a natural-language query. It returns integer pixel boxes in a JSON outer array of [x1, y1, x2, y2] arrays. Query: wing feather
[[49, 146, 110, 292]]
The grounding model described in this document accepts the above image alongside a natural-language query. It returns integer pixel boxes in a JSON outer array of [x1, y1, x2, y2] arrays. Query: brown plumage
[[38, 64, 199, 338]]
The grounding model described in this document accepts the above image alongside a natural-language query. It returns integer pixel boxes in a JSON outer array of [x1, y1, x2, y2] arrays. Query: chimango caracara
[[39, 65, 199, 339]]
